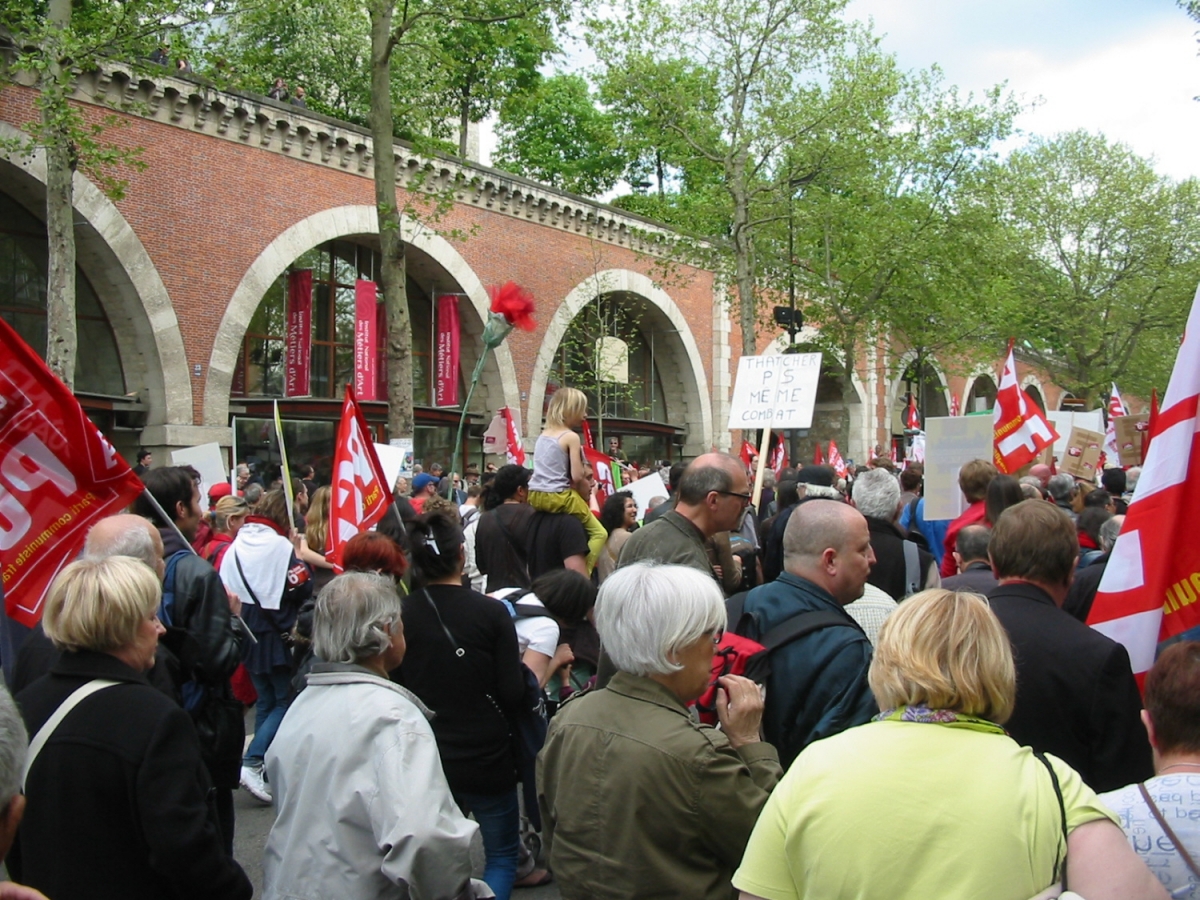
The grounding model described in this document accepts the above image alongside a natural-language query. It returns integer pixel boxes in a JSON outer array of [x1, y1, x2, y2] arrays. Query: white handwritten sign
[[726, 353, 823, 430]]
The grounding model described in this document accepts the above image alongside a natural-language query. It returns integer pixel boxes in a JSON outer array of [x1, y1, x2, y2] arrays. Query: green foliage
[[493, 74, 628, 196]]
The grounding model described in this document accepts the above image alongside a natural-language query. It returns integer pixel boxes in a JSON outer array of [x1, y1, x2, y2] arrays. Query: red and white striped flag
[[993, 340, 1058, 474], [950, 394, 961, 417], [1089, 287, 1200, 680], [827, 440, 848, 479], [1103, 383, 1127, 463], [813, 442, 824, 465], [330, 385, 393, 571], [501, 406, 525, 465], [905, 395, 921, 431], [769, 433, 789, 477]]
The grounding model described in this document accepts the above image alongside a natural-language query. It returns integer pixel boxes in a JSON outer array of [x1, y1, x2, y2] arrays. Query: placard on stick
[[1114, 415, 1148, 467], [1059, 427, 1104, 479], [727, 353, 823, 431]]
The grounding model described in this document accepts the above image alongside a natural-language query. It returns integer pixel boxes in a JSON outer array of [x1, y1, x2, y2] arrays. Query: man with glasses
[[616, 452, 749, 581]]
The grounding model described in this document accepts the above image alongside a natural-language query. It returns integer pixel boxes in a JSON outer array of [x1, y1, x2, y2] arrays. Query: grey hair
[[1125, 467, 1141, 493], [852, 468, 901, 521], [1047, 474, 1076, 502], [312, 573, 403, 664], [1099, 516, 1124, 553], [0, 686, 26, 808], [595, 563, 725, 676], [83, 521, 157, 570]]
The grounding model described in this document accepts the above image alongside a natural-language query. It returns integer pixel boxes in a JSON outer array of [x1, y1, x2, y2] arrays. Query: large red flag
[[1103, 382, 1127, 464], [0, 317, 146, 626], [993, 339, 1058, 473], [581, 418, 594, 451], [739, 440, 758, 474], [501, 406, 525, 465], [1089, 288, 1200, 679], [330, 385, 392, 571], [950, 393, 961, 417], [584, 447, 621, 506], [904, 395, 920, 431], [827, 440, 848, 479], [769, 432, 788, 477], [813, 442, 824, 465]]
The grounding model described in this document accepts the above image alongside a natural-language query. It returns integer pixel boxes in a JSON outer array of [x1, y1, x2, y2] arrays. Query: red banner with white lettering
[[827, 440, 848, 479], [354, 280, 378, 401], [993, 339, 1058, 473], [329, 385, 392, 571], [284, 269, 312, 397], [0, 317, 146, 626], [435, 295, 460, 407], [375, 300, 388, 402], [501, 406, 526, 466]]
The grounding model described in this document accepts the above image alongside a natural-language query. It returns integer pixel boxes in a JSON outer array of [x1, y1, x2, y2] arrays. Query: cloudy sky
[[844, 0, 1200, 179]]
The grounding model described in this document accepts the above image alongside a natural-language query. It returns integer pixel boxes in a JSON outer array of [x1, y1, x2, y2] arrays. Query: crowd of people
[[0, 432, 1195, 900]]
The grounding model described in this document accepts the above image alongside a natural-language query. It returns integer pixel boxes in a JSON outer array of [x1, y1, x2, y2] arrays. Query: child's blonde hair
[[546, 387, 587, 429]]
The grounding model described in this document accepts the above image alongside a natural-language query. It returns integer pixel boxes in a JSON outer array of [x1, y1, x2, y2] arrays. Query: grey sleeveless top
[[528, 433, 571, 492]]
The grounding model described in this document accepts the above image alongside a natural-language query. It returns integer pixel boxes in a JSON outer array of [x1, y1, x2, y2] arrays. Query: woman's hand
[[716, 674, 764, 749]]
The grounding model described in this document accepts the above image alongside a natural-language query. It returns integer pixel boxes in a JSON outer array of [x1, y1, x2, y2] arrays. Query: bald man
[[738, 500, 878, 766], [617, 452, 749, 580]]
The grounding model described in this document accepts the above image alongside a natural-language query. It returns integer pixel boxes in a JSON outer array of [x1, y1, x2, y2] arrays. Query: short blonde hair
[[869, 589, 1015, 724], [546, 387, 587, 429], [43, 556, 161, 653]]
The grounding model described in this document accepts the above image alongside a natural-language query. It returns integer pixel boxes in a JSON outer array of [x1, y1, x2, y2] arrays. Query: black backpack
[[724, 590, 856, 686]]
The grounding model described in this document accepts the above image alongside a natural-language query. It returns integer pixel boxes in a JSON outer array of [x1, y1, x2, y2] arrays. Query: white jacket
[[263, 664, 489, 900]]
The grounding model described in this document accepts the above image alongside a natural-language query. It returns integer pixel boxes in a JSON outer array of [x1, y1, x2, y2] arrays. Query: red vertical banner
[[285, 269, 312, 397], [375, 300, 388, 402], [354, 279, 377, 401], [435, 295, 460, 407]]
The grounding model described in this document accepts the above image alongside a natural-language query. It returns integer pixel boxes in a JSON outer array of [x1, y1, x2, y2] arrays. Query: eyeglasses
[[715, 490, 752, 505]]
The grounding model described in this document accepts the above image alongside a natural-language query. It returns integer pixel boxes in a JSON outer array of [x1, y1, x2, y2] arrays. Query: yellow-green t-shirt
[[733, 719, 1117, 900]]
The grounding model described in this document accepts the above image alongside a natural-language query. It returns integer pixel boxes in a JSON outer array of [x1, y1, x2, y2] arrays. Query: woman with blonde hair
[[300, 485, 336, 592], [734, 589, 1167, 900]]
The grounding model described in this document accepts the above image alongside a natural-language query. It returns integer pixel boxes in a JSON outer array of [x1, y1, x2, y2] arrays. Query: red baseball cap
[[208, 482, 233, 507]]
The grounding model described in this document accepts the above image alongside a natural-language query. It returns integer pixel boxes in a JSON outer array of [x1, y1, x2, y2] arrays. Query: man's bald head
[[676, 453, 746, 505], [782, 500, 874, 605], [84, 514, 165, 580], [1029, 464, 1052, 489]]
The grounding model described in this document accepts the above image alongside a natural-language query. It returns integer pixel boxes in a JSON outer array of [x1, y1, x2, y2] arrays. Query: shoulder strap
[[1138, 782, 1200, 879], [758, 608, 856, 654], [24, 679, 121, 791], [512, 602, 552, 619], [902, 539, 920, 598], [1034, 751, 1069, 890], [159, 549, 192, 627], [725, 590, 750, 633]]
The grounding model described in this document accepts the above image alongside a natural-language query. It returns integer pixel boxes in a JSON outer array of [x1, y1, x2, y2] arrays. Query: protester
[[133, 448, 152, 476], [299, 485, 336, 593], [739, 500, 878, 766], [1048, 473, 1080, 522], [842, 582, 898, 647], [199, 495, 248, 568], [218, 489, 312, 804], [396, 509, 526, 900], [133, 466, 246, 849], [762, 465, 843, 583], [1100, 641, 1200, 896], [538, 563, 781, 900], [0, 684, 48, 899], [263, 573, 490, 900], [987, 500, 1153, 791], [898, 464, 922, 510], [732, 589, 1166, 900], [940, 525, 998, 594], [410, 472, 439, 513], [291, 477, 309, 533], [644, 462, 685, 524], [1101, 467, 1129, 514], [10, 556, 252, 900], [984, 474, 1025, 525], [460, 483, 484, 528], [852, 468, 938, 599], [939, 459, 996, 578], [1064, 515, 1124, 622], [1077, 506, 1114, 569], [596, 490, 637, 583]]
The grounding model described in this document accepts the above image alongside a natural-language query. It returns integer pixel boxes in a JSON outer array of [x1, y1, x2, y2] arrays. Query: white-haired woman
[[263, 573, 491, 900], [733, 589, 1167, 900], [11, 556, 251, 900], [537, 562, 781, 900]]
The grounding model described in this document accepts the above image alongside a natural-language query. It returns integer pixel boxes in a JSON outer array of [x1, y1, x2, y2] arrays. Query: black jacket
[[941, 561, 999, 595], [10, 651, 252, 900], [987, 581, 1153, 792], [1063, 553, 1109, 623], [865, 517, 937, 600]]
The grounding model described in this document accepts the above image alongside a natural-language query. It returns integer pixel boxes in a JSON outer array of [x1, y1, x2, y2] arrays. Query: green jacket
[[537, 672, 782, 900]]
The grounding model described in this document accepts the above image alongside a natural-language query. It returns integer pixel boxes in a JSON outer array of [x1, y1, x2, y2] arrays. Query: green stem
[[448, 348, 491, 493]]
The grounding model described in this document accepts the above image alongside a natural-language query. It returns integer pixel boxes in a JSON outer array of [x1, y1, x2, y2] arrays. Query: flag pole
[[274, 400, 295, 523], [752, 426, 772, 511]]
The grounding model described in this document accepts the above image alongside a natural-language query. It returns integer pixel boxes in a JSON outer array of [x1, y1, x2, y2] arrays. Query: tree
[[493, 74, 628, 196], [984, 130, 1200, 402], [1, 0, 218, 387]]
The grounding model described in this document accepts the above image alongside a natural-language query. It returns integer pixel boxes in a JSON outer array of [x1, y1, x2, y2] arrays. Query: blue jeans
[[244, 668, 292, 766], [454, 788, 519, 900]]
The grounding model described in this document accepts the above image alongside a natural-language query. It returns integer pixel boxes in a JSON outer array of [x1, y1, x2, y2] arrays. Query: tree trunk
[[369, 0, 415, 440], [458, 90, 471, 159], [730, 153, 758, 358], [43, 0, 76, 388]]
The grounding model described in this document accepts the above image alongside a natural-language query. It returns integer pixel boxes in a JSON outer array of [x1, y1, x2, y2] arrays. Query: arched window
[[0, 192, 125, 395]]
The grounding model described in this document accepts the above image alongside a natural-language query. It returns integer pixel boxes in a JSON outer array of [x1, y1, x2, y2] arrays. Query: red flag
[[1103, 382, 1127, 463], [827, 440, 848, 479], [813, 442, 824, 465], [739, 440, 758, 475], [769, 433, 788, 477], [890, 440, 898, 465], [354, 280, 378, 401], [584, 447, 618, 505], [435, 295, 460, 407], [1142, 389, 1158, 465], [905, 395, 920, 431], [993, 340, 1059, 473], [950, 394, 961, 417], [330, 386, 392, 571], [1088, 288, 1200, 682], [284, 269, 312, 397], [581, 419, 594, 451], [501, 406, 525, 465], [0, 317, 145, 626]]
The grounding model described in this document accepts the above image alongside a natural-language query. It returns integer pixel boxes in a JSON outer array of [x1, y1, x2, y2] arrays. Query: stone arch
[[887, 350, 952, 426], [527, 269, 712, 456], [0, 122, 191, 430], [1021, 374, 1046, 412], [203, 205, 519, 427]]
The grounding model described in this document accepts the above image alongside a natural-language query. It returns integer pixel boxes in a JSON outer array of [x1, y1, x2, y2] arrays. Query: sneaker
[[240, 764, 272, 803]]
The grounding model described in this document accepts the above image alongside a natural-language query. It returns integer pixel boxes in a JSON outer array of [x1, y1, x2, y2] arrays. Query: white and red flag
[[1089, 288, 1200, 679], [739, 440, 758, 476], [0, 316, 146, 626], [813, 442, 824, 465], [827, 440, 848, 479], [950, 393, 961, 417], [1103, 383, 1128, 464], [330, 385, 392, 571], [992, 340, 1059, 474], [501, 406, 526, 466], [905, 395, 921, 431], [769, 433, 789, 477]]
